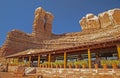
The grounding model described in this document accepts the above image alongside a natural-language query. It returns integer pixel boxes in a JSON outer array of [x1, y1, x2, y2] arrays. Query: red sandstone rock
[[112, 9, 120, 25], [80, 8, 120, 30], [0, 8, 120, 57], [32, 7, 54, 39], [80, 13, 100, 30]]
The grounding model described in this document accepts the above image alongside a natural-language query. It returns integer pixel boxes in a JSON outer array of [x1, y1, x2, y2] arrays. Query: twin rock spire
[[32, 7, 54, 39]]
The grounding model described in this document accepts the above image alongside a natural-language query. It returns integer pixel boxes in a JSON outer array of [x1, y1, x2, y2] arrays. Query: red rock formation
[[0, 7, 54, 56], [80, 14, 100, 30], [32, 7, 54, 40], [44, 12, 54, 38], [112, 9, 120, 25], [80, 9, 120, 30], [0, 8, 120, 57]]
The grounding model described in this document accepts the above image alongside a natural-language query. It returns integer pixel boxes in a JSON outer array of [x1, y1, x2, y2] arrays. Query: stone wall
[[8, 66, 18, 72], [36, 68, 120, 78], [80, 8, 120, 30]]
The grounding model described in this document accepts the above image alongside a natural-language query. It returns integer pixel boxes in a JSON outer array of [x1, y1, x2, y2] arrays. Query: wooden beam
[[88, 49, 91, 69], [22, 57, 24, 64], [29, 56, 31, 67], [38, 54, 40, 67], [117, 45, 120, 59], [48, 53, 51, 68], [12, 58, 14, 65], [8, 58, 11, 64], [5, 58, 7, 64], [17, 57, 19, 65], [64, 52, 67, 68]]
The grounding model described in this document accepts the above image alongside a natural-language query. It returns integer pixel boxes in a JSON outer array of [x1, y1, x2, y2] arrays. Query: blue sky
[[0, 0, 120, 46]]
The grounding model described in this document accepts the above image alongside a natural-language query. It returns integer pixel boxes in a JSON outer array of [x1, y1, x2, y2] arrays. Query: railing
[[39, 60, 120, 69], [8, 62, 29, 66], [8, 60, 120, 69]]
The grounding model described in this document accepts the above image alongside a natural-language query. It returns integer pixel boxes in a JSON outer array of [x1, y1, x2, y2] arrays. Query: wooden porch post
[[22, 57, 24, 64], [8, 58, 10, 64], [12, 58, 14, 65], [5, 58, 7, 64], [9, 58, 12, 65], [48, 53, 51, 68], [88, 49, 91, 69], [117, 45, 120, 59], [29, 56, 31, 67], [17, 57, 19, 65], [38, 54, 40, 67], [64, 52, 67, 68]]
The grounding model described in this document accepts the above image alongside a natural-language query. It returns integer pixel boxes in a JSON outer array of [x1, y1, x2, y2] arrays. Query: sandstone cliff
[[0, 8, 120, 56], [0, 7, 54, 56], [80, 8, 120, 30]]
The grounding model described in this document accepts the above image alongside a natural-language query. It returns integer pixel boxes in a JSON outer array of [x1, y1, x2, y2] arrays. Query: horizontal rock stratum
[[0, 7, 120, 56]]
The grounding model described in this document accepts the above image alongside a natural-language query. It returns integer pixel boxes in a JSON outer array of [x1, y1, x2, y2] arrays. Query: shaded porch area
[[6, 44, 120, 69], [4, 40, 120, 78]]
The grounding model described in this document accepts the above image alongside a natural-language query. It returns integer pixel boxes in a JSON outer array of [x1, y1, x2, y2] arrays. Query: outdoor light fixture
[[42, 54, 47, 57], [53, 52, 56, 54]]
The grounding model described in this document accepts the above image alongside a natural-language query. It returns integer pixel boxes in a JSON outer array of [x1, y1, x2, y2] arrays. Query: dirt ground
[[0, 72, 35, 78], [0, 72, 13, 78]]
